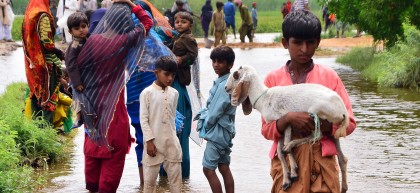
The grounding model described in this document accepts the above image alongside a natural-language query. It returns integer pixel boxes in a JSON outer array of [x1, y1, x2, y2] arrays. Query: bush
[[336, 47, 375, 71], [0, 83, 71, 192], [0, 115, 41, 192], [12, 16, 23, 41], [337, 26, 420, 91]]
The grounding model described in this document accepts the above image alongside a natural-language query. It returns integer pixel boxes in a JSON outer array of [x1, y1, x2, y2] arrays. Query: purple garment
[[88, 8, 107, 33]]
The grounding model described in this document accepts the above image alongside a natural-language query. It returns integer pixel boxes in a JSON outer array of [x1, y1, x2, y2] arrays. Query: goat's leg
[[282, 126, 299, 181], [335, 138, 348, 193], [282, 137, 312, 153], [277, 128, 292, 191]]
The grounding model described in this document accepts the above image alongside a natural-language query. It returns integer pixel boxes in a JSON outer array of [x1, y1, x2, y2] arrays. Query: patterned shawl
[[74, 3, 147, 146], [22, 0, 55, 100]]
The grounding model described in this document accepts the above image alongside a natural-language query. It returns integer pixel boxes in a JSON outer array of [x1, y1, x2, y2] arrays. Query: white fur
[[225, 65, 349, 192]]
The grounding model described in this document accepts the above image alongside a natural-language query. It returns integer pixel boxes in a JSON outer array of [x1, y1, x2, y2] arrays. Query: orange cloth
[[22, 0, 56, 101], [270, 143, 340, 193]]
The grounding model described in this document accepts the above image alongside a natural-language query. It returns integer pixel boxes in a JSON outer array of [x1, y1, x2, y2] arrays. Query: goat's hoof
[[290, 174, 298, 182], [282, 182, 291, 191], [341, 186, 348, 193]]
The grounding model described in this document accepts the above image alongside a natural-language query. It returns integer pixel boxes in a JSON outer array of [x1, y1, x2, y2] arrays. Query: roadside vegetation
[[0, 83, 75, 192], [337, 26, 420, 91]]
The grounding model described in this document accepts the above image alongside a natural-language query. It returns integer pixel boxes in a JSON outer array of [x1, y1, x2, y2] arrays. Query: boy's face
[[69, 22, 89, 39], [154, 69, 176, 88], [174, 17, 192, 33], [212, 59, 233, 77], [282, 37, 320, 65]]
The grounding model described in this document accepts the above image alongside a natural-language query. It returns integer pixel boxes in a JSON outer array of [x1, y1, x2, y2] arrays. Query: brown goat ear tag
[[242, 97, 252, 115], [233, 71, 239, 80]]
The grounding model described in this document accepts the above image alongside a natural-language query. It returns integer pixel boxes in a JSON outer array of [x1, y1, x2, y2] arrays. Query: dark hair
[[156, 56, 178, 73], [84, 10, 94, 24], [216, 1, 224, 9], [174, 11, 194, 24], [67, 12, 89, 29], [210, 45, 235, 65], [176, 0, 184, 6], [282, 10, 321, 41]]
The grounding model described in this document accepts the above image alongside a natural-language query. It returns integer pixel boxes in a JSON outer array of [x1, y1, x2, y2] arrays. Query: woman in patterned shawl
[[22, 0, 67, 126]]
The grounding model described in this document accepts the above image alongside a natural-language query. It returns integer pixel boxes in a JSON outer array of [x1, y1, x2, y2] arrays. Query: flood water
[[1, 46, 419, 193]]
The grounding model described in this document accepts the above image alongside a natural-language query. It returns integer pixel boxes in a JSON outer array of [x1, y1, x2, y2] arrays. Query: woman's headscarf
[[22, 0, 55, 100], [74, 3, 147, 146], [88, 8, 107, 33]]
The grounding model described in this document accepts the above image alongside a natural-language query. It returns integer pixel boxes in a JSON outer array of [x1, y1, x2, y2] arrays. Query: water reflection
[[1, 47, 419, 192]]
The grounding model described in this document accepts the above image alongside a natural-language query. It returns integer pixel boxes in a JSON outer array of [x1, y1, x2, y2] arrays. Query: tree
[[320, 0, 420, 47]]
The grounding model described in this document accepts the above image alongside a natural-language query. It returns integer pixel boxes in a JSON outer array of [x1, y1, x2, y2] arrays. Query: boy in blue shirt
[[197, 45, 236, 193]]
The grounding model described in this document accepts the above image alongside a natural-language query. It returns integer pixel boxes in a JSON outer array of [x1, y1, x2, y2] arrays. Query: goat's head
[[225, 65, 253, 115]]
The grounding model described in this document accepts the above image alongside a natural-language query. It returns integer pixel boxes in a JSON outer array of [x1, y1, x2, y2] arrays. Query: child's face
[[69, 22, 89, 39], [282, 37, 320, 65], [212, 59, 232, 77], [174, 17, 192, 33], [154, 69, 176, 88]]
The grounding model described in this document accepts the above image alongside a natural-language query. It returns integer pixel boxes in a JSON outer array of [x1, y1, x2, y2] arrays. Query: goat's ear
[[231, 81, 243, 106], [242, 97, 252, 115], [233, 71, 239, 80], [239, 81, 250, 103]]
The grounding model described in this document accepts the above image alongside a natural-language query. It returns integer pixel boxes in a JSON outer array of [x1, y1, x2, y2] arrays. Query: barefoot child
[[196, 45, 237, 193], [140, 56, 182, 193], [171, 11, 198, 178], [64, 12, 89, 128], [211, 1, 226, 47]]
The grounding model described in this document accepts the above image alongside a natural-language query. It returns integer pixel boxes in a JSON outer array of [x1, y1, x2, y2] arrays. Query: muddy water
[[1, 47, 419, 193]]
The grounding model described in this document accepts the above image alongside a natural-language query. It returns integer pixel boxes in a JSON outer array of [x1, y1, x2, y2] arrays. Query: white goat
[[225, 65, 349, 193]]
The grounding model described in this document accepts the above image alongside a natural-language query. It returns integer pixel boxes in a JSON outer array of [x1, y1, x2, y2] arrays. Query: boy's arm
[[178, 37, 198, 68], [65, 44, 83, 89], [139, 90, 155, 142], [205, 86, 231, 129]]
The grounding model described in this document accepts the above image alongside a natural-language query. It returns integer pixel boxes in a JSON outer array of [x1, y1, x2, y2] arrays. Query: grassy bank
[[337, 26, 420, 91], [0, 83, 74, 192]]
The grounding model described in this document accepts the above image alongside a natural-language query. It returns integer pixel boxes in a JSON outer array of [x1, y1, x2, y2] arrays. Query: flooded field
[[1, 47, 419, 193]]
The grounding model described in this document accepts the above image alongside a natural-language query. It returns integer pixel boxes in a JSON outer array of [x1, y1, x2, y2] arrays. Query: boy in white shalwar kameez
[[140, 56, 182, 193]]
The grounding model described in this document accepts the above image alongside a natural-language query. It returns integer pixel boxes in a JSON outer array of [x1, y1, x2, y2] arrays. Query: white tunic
[[140, 83, 182, 166]]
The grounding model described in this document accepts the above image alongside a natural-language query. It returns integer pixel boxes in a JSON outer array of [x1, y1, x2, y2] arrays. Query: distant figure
[[251, 2, 257, 37], [235, 0, 253, 43], [335, 20, 346, 38], [211, 1, 226, 47], [281, 2, 289, 19], [84, 0, 97, 11], [169, 0, 189, 28], [101, 0, 113, 8], [0, 0, 14, 42], [293, 0, 310, 11], [57, 0, 80, 43], [322, 4, 332, 32], [224, 0, 236, 39], [286, 0, 292, 12], [200, 0, 213, 39]]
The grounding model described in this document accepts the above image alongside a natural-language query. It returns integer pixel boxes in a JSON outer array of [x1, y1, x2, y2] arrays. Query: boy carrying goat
[[226, 10, 356, 193]]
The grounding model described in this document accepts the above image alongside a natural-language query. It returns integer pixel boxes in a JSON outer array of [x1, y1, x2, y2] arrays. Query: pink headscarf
[[234, 0, 242, 5]]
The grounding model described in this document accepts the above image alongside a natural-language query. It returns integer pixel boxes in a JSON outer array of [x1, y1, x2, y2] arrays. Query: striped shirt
[[39, 14, 61, 65], [294, 0, 309, 11]]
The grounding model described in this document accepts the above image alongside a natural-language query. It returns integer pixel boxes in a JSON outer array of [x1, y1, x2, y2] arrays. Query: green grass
[[337, 26, 420, 91], [12, 16, 23, 41], [0, 83, 75, 192]]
